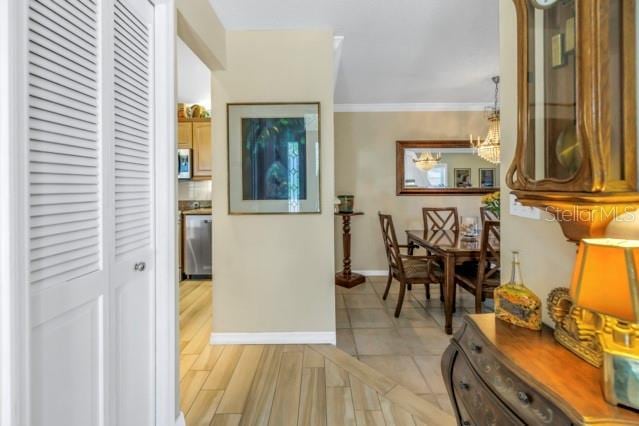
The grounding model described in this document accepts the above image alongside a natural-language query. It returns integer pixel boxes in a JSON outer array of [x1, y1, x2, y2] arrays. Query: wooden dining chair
[[421, 207, 458, 301], [454, 220, 501, 313], [480, 206, 500, 225], [378, 213, 436, 317], [422, 207, 459, 231]]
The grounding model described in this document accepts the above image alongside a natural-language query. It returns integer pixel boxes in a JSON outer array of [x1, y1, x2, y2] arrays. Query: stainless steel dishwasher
[[184, 214, 213, 277]]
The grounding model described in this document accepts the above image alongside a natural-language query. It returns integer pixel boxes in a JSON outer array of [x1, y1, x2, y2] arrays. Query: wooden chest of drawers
[[442, 314, 639, 425]]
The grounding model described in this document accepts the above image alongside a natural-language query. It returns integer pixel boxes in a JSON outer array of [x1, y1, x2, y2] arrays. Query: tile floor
[[335, 275, 481, 416]]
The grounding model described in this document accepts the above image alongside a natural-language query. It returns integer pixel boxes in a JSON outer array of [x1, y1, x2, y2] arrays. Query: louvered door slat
[[31, 210, 100, 229], [31, 141, 97, 159], [114, 46, 148, 77], [116, 204, 149, 216], [28, 0, 100, 289], [30, 128, 96, 149], [29, 32, 96, 73], [30, 252, 100, 284], [31, 202, 98, 217], [113, 0, 152, 261], [114, 129, 149, 146], [30, 218, 97, 240], [31, 226, 99, 249], [114, 74, 148, 104], [29, 92, 98, 124], [30, 4, 97, 52], [114, 144, 148, 159], [30, 69, 96, 102], [31, 236, 100, 262], [36, 0, 97, 39]]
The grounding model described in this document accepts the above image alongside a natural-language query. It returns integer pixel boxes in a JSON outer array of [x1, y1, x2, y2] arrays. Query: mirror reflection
[[398, 142, 499, 194]]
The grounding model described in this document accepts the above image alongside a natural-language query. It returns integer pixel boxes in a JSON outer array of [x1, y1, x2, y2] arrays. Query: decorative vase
[[337, 195, 354, 213], [494, 251, 542, 331]]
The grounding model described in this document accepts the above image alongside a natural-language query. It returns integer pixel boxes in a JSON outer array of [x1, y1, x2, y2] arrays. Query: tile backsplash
[[178, 179, 212, 201]]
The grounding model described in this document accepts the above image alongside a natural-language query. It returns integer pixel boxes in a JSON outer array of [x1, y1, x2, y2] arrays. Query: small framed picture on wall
[[454, 168, 472, 188], [479, 168, 496, 188]]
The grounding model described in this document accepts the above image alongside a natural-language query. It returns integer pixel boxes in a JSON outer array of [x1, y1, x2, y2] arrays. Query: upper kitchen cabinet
[[178, 122, 193, 149], [506, 0, 639, 241], [178, 118, 212, 179], [193, 121, 212, 178]]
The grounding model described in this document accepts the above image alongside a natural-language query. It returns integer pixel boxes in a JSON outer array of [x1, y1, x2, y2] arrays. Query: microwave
[[177, 148, 192, 179]]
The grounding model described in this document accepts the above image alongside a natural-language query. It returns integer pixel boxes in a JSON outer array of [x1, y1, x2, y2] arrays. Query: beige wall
[[176, 0, 227, 70], [334, 111, 490, 271], [211, 30, 335, 334], [498, 0, 639, 326]]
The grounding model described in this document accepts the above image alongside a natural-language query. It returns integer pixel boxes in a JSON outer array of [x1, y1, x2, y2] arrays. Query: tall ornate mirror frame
[[506, 0, 639, 241], [507, 0, 637, 192], [396, 140, 499, 196]]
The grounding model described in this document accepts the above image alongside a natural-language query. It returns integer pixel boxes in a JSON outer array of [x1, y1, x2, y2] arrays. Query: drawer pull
[[517, 391, 531, 405], [459, 380, 470, 390], [470, 342, 482, 353]]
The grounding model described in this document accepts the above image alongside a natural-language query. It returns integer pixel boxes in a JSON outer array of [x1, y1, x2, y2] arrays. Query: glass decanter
[[494, 251, 542, 331]]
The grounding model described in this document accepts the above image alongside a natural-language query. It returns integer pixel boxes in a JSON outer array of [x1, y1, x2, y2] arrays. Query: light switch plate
[[509, 193, 541, 220]]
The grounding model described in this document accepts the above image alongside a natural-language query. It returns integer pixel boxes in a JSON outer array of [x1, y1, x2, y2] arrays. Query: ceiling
[[209, 0, 499, 106]]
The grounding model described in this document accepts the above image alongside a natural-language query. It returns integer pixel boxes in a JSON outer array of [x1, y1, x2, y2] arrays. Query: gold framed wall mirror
[[396, 140, 500, 196]]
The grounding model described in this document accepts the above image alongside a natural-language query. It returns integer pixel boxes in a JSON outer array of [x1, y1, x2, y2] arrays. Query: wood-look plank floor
[[180, 280, 454, 426]]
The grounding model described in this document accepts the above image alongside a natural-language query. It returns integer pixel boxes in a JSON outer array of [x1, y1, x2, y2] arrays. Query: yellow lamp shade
[[570, 238, 639, 323]]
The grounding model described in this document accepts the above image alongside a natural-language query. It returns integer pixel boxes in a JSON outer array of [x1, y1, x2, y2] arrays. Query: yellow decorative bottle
[[494, 251, 542, 331]]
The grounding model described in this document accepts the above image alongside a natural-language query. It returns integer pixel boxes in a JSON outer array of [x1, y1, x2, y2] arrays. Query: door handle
[[203, 219, 212, 224], [134, 262, 146, 272]]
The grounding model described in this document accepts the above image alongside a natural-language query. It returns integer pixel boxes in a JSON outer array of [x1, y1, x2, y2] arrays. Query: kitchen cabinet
[[178, 118, 211, 179], [178, 122, 192, 149], [193, 121, 212, 178]]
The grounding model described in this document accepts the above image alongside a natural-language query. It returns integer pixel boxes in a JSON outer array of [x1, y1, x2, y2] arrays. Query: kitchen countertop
[[182, 208, 212, 215]]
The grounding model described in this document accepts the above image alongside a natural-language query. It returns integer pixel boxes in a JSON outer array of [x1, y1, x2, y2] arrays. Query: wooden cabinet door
[[193, 121, 212, 177], [178, 122, 193, 149]]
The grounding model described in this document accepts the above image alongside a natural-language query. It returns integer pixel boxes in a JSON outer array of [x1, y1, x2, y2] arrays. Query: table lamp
[[570, 238, 639, 410]]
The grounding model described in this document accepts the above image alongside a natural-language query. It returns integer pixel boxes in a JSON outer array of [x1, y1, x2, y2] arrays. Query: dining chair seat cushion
[[399, 256, 430, 280]]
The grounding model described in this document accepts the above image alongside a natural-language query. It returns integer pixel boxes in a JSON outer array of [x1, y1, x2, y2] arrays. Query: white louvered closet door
[[26, 0, 156, 425], [28, 0, 109, 424], [111, 0, 155, 425]]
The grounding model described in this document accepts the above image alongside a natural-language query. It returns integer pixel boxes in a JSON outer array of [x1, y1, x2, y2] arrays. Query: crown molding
[[333, 103, 490, 112]]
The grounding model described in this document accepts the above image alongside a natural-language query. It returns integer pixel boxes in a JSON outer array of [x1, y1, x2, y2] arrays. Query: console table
[[442, 314, 639, 425], [335, 212, 365, 288]]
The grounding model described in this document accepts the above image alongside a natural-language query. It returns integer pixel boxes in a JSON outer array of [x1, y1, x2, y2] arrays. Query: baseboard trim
[[176, 412, 185, 426], [353, 270, 387, 277], [210, 331, 336, 345]]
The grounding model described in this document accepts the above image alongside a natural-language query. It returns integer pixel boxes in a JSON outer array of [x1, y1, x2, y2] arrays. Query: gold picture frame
[[551, 33, 565, 68]]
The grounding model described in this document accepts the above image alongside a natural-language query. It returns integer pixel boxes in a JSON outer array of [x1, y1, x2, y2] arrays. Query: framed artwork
[[227, 102, 321, 214], [454, 168, 472, 188], [565, 17, 575, 52], [479, 168, 496, 188], [551, 33, 565, 68]]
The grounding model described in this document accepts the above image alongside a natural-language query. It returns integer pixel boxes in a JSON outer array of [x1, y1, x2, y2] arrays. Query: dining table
[[405, 229, 482, 335]]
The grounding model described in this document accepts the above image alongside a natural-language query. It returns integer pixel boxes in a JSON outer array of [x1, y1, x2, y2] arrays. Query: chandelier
[[470, 76, 500, 165], [413, 152, 442, 171]]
